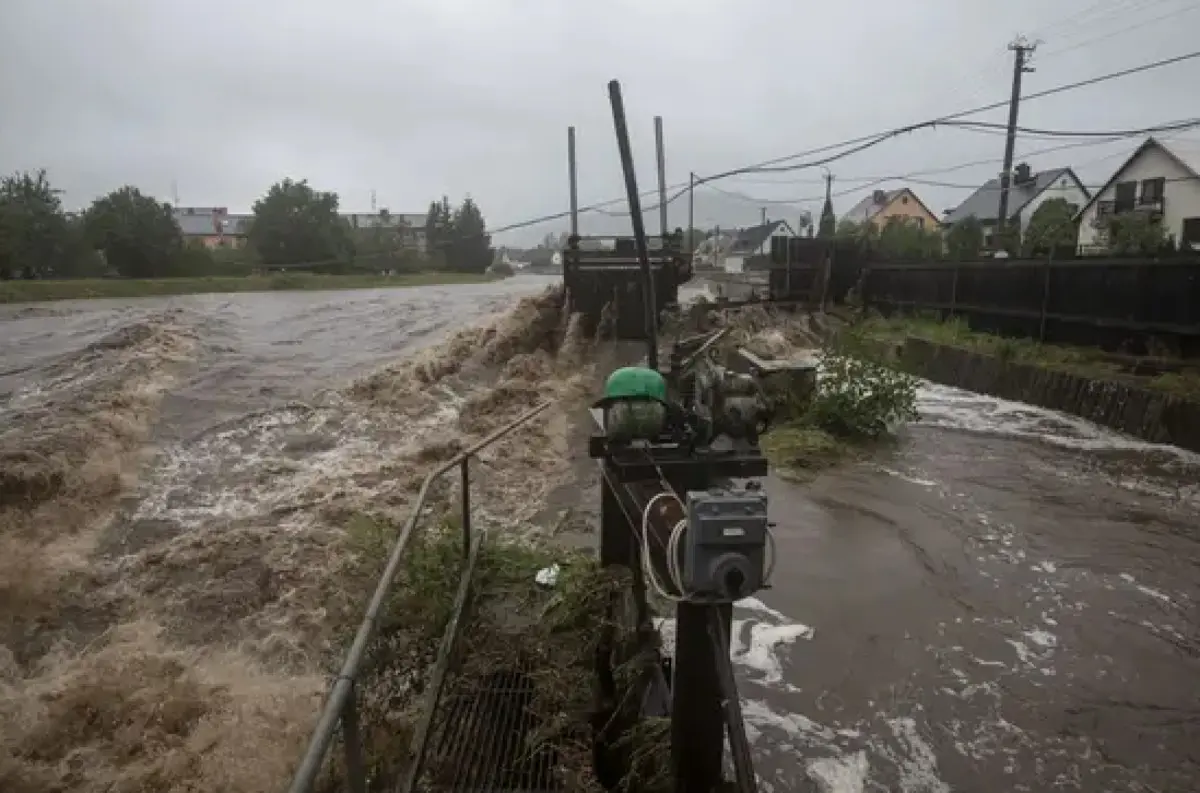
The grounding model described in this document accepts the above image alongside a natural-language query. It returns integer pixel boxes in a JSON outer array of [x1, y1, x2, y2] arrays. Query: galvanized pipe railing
[[286, 400, 556, 793]]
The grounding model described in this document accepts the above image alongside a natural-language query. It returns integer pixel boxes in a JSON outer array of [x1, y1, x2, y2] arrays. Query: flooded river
[[2, 277, 1197, 792]]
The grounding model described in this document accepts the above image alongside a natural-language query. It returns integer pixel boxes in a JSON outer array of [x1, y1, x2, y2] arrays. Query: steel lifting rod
[[607, 79, 658, 370]]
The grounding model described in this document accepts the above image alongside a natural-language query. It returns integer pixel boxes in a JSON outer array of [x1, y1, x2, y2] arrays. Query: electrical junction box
[[681, 489, 769, 602]]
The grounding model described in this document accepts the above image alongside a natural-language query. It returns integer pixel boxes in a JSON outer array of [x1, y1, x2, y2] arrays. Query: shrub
[[806, 351, 919, 439]]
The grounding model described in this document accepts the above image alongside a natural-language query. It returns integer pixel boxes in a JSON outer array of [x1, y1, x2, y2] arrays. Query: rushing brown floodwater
[[2, 278, 1198, 793]]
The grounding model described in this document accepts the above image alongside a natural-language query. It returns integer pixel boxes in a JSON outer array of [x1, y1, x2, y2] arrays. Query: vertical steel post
[[460, 457, 471, 560], [654, 115, 669, 239], [342, 688, 367, 793], [687, 172, 696, 255], [568, 126, 579, 237], [607, 80, 658, 370]]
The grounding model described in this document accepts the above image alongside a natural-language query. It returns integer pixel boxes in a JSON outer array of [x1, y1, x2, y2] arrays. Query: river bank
[[0, 271, 495, 304], [847, 314, 1200, 453]]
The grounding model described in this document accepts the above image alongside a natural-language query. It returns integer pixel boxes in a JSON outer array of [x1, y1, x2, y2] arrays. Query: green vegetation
[[849, 313, 1200, 398], [249, 178, 351, 268], [1023, 197, 1078, 256], [944, 216, 985, 260], [837, 216, 944, 259], [340, 512, 648, 793], [0, 271, 491, 303], [1, 168, 499, 291], [761, 350, 919, 478]]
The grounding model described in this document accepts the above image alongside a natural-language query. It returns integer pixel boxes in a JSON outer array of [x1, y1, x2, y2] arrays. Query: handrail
[[286, 399, 556, 793]]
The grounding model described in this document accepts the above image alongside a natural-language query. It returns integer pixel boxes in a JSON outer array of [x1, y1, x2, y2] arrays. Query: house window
[[913, 216, 924, 229], [1140, 177, 1165, 204], [1114, 181, 1136, 212], [1182, 217, 1200, 248], [901, 195, 909, 204]]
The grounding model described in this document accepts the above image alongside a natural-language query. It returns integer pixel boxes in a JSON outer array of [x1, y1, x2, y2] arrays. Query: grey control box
[[681, 489, 769, 601]]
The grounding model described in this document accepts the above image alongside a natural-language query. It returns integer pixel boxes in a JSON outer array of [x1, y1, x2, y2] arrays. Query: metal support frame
[[593, 408, 767, 793], [286, 401, 554, 793]]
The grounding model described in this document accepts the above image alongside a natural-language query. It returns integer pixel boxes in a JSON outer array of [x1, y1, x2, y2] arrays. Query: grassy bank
[[343, 512, 647, 793], [0, 271, 494, 304], [758, 351, 919, 479], [850, 314, 1200, 398]]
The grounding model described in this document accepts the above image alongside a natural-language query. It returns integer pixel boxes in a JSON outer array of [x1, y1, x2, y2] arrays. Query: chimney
[[1013, 163, 1033, 185], [872, 189, 888, 205]]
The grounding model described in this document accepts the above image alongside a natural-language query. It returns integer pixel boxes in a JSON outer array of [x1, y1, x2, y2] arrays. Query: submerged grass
[[853, 313, 1200, 398], [0, 271, 494, 304]]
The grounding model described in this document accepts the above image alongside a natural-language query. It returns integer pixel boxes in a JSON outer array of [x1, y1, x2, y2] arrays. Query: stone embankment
[[893, 337, 1200, 453]]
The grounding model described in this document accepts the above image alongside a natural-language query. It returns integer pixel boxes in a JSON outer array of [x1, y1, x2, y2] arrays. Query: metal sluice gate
[[286, 80, 786, 793]]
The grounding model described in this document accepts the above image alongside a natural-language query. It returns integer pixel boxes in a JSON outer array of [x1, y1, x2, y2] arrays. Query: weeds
[[337, 509, 640, 793], [850, 312, 1200, 398], [761, 348, 919, 477]]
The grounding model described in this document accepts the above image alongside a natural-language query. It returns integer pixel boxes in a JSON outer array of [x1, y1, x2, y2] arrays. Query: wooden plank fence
[[862, 257, 1200, 355], [765, 247, 1200, 356]]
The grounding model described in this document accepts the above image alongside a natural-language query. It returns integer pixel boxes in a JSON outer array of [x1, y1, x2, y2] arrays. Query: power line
[[694, 48, 1200, 181], [1039, 0, 1199, 62], [669, 128, 1197, 209], [490, 49, 1200, 235]]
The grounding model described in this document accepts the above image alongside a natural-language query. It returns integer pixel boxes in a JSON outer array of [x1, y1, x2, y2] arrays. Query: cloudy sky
[[2, 0, 1198, 244]]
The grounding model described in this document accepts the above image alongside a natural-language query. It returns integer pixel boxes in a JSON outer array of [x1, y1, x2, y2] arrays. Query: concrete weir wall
[[900, 337, 1200, 454]]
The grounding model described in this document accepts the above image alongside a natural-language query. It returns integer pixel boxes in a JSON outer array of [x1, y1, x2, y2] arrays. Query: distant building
[[342, 211, 428, 253], [841, 188, 939, 230], [173, 206, 251, 249], [722, 219, 798, 274], [1075, 137, 1200, 254], [942, 163, 1090, 249], [172, 207, 431, 253]]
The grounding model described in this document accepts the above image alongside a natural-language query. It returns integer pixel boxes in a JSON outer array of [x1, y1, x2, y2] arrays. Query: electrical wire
[[490, 49, 1200, 233], [1038, 0, 1200, 62], [687, 124, 1200, 209], [640, 491, 777, 603]]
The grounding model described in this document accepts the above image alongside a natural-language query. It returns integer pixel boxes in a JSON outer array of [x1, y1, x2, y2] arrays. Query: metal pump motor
[[680, 487, 770, 602]]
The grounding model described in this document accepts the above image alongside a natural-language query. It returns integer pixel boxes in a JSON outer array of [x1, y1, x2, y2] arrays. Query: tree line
[[0, 170, 494, 280], [831, 197, 1178, 261]]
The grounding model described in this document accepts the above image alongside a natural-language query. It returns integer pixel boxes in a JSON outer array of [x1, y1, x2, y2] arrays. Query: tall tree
[[424, 196, 455, 264], [448, 197, 493, 273], [945, 217, 984, 261], [817, 197, 836, 239], [248, 178, 350, 267], [0, 169, 75, 279], [1022, 198, 1079, 256], [84, 186, 183, 278]]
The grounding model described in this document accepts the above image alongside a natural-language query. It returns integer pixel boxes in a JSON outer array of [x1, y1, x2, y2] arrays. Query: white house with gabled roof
[[1075, 137, 1200, 253]]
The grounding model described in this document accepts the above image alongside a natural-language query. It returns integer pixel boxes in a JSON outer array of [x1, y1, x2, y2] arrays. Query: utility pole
[[654, 116, 668, 238], [567, 126, 579, 236], [761, 207, 767, 226], [996, 36, 1037, 238], [687, 171, 696, 254]]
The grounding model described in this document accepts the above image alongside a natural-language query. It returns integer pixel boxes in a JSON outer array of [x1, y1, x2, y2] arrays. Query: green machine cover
[[595, 366, 668, 442]]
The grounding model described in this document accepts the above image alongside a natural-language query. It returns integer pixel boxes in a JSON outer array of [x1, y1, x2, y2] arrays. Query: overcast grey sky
[[2, 0, 1198, 244]]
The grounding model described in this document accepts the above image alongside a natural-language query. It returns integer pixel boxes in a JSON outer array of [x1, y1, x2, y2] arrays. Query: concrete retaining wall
[[900, 337, 1200, 454]]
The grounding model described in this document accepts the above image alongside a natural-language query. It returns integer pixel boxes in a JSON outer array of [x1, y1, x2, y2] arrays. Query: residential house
[[722, 219, 798, 274], [942, 163, 1090, 248], [841, 188, 939, 230], [174, 207, 251, 249], [1075, 137, 1200, 254], [343, 211, 428, 253]]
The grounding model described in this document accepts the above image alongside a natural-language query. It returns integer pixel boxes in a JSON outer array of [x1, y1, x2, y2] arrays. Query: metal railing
[[286, 399, 556, 793]]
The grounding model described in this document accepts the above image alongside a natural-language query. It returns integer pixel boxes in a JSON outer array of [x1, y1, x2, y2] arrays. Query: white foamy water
[[916, 381, 1197, 459]]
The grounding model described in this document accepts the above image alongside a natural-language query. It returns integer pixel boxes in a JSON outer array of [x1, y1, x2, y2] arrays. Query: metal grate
[[425, 668, 559, 793]]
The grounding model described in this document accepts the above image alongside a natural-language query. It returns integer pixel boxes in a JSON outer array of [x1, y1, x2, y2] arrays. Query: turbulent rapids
[[2, 279, 1198, 793]]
